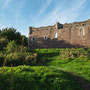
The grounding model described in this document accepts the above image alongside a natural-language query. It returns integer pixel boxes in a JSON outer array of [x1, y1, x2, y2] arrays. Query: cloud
[[33, 0, 87, 26], [48, 0, 86, 24], [32, 0, 53, 21], [39, 0, 53, 14], [16, 2, 23, 19], [15, 0, 25, 22], [2, 0, 11, 9]]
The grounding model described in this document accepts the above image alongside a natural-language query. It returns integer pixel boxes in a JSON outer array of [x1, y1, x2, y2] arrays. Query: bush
[[1, 52, 37, 66], [5, 53, 24, 66], [25, 53, 37, 65]]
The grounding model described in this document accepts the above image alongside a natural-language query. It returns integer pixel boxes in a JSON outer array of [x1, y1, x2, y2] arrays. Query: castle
[[28, 19, 90, 49]]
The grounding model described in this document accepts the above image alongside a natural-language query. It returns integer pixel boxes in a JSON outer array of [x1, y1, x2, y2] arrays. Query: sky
[[0, 0, 90, 36]]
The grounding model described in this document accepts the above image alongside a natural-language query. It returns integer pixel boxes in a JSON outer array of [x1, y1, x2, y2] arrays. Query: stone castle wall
[[28, 19, 90, 49]]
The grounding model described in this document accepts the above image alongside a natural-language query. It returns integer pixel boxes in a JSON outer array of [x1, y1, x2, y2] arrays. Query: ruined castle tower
[[28, 19, 90, 49]]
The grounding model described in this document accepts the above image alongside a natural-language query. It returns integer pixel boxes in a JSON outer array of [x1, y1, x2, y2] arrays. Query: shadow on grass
[[0, 66, 90, 90], [36, 51, 60, 66], [51, 67, 90, 90]]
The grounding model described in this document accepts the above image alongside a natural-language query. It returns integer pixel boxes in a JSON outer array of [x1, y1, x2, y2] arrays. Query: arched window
[[79, 27, 85, 36], [54, 32, 58, 38]]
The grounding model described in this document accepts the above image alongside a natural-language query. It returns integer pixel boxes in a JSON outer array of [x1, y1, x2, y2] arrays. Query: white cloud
[[15, 0, 25, 22], [33, 0, 87, 27], [2, 0, 11, 9], [32, 0, 53, 21], [39, 0, 53, 14]]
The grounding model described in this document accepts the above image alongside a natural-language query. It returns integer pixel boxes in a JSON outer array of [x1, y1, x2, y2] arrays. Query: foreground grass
[[0, 66, 82, 90], [0, 48, 90, 90]]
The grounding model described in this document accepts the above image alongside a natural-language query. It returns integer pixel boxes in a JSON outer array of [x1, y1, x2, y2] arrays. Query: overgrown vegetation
[[0, 28, 90, 90], [0, 28, 37, 66]]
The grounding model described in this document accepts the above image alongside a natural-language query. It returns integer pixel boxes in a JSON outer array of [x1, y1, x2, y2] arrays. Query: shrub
[[25, 53, 37, 65], [3, 52, 37, 66], [5, 52, 24, 66]]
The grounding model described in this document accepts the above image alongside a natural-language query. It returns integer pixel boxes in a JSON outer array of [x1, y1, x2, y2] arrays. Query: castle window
[[32, 37, 36, 42], [44, 36, 47, 40], [79, 27, 85, 36], [54, 32, 58, 38]]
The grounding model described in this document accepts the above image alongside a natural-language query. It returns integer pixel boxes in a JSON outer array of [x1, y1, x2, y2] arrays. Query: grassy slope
[[35, 48, 90, 90], [49, 57, 90, 81], [35, 49, 90, 82], [0, 66, 82, 90], [0, 48, 90, 90]]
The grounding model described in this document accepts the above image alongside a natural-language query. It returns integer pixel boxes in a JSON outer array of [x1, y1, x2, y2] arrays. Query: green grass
[[35, 49, 90, 82], [0, 66, 83, 90], [49, 57, 90, 81], [0, 48, 90, 90]]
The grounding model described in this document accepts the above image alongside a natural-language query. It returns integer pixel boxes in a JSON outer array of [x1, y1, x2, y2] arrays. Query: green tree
[[1, 28, 21, 44]]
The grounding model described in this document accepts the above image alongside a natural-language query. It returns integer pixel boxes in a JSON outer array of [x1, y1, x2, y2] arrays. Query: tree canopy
[[0, 27, 28, 51], [1, 28, 21, 44], [0, 27, 28, 45]]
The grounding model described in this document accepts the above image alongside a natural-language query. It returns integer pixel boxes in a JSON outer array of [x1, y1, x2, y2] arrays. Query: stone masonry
[[28, 19, 90, 49]]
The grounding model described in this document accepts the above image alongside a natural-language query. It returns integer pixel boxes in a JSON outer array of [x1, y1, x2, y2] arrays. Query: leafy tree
[[1, 28, 21, 44], [0, 28, 28, 47]]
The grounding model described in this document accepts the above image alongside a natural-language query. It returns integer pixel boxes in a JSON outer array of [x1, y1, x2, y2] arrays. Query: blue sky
[[0, 0, 90, 36]]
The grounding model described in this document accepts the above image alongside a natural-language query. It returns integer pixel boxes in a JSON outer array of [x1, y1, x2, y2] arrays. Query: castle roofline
[[29, 19, 90, 28]]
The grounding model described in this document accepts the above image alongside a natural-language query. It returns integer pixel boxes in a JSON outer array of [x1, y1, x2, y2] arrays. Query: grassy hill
[[0, 48, 90, 90]]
